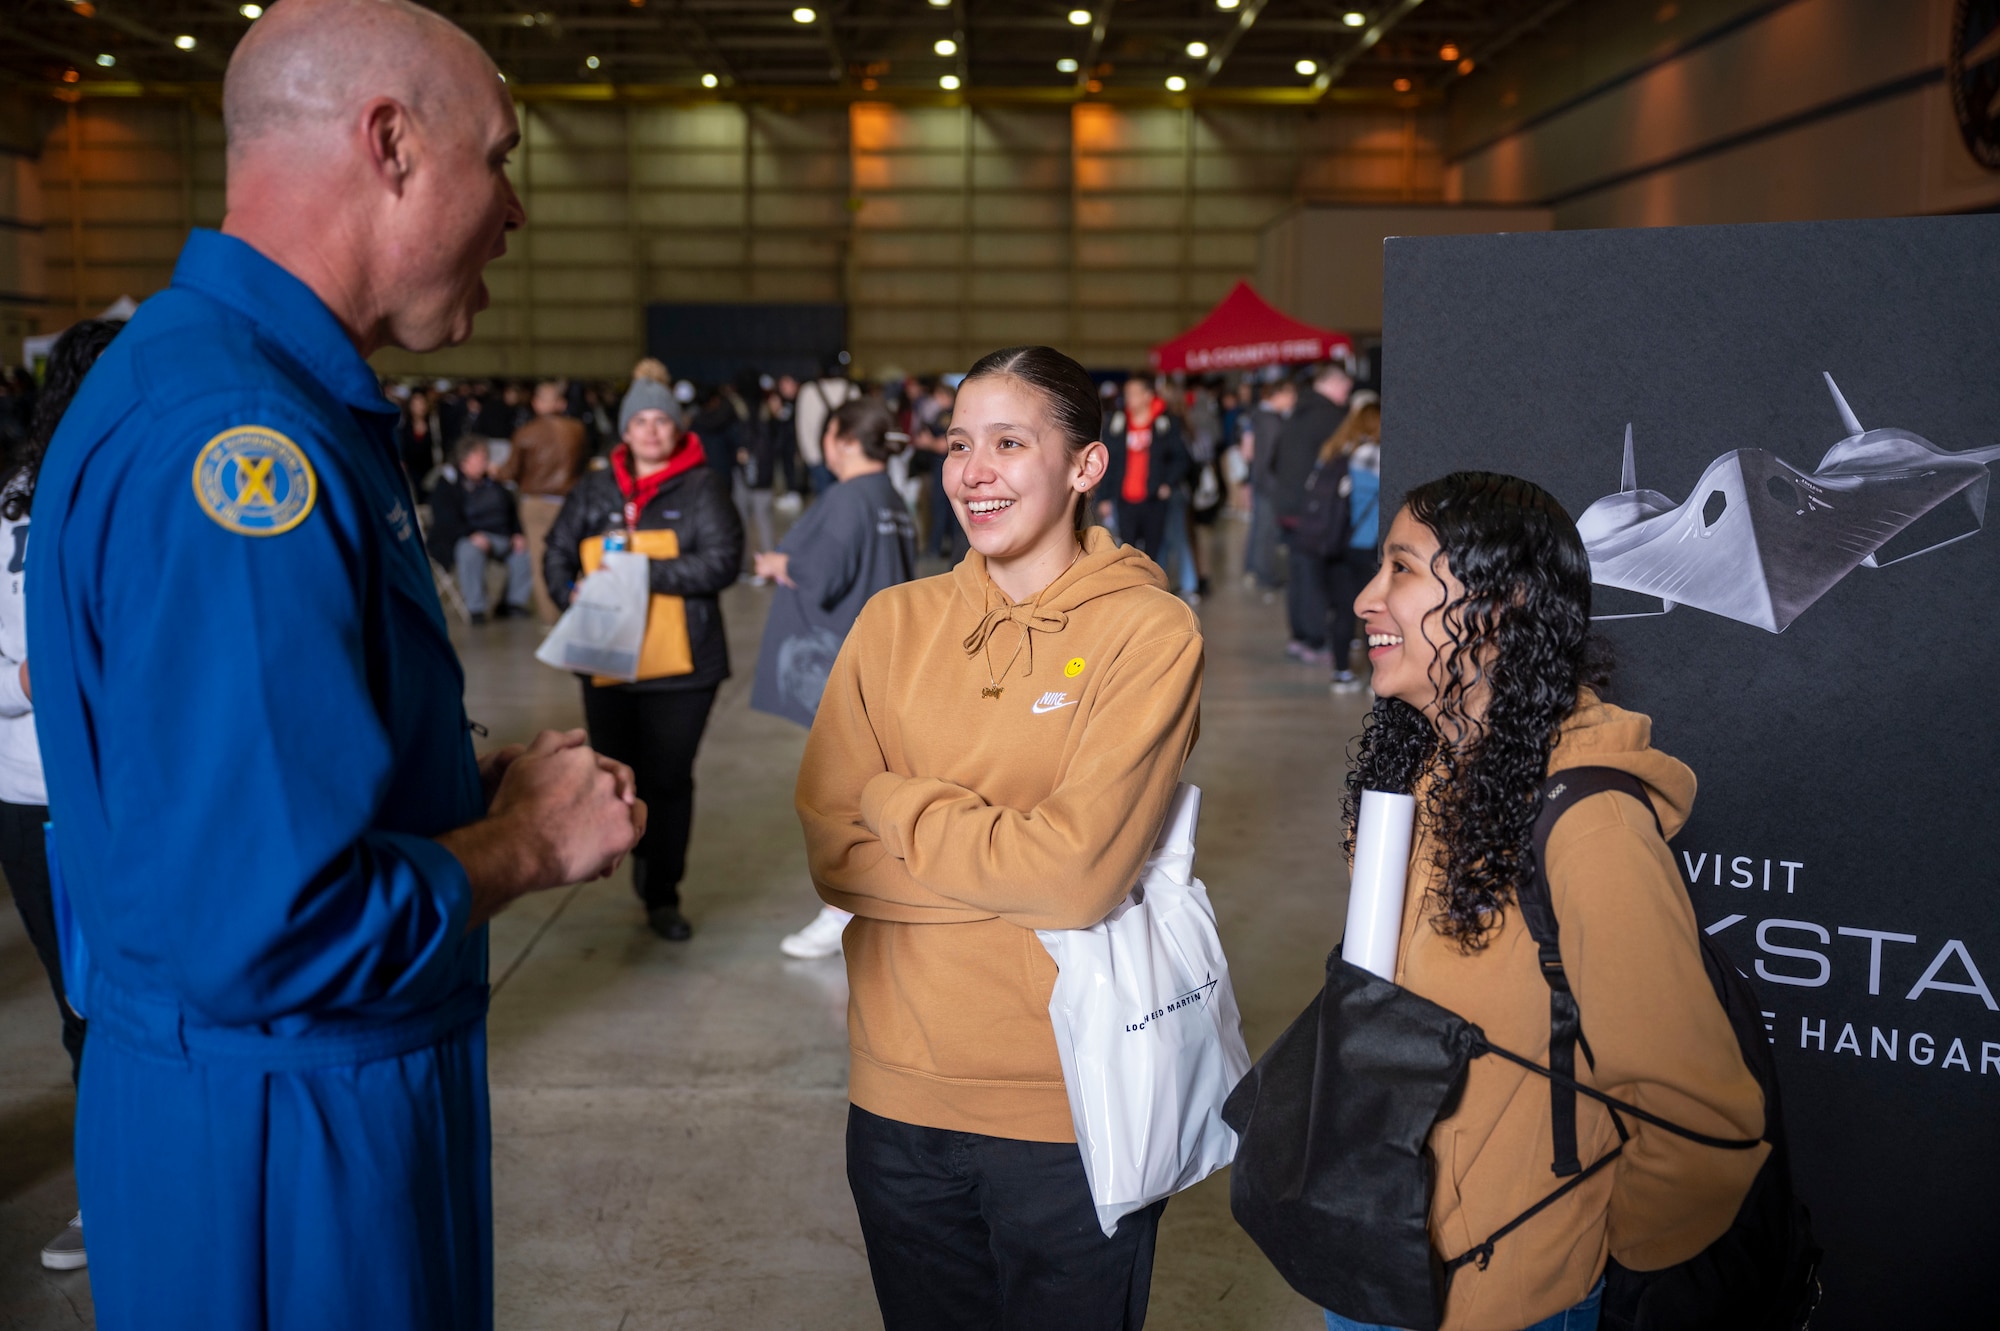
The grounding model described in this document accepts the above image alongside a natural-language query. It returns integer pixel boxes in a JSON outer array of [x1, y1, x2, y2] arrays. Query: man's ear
[[360, 97, 414, 192]]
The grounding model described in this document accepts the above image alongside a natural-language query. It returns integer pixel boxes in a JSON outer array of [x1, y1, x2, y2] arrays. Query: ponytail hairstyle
[[959, 345, 1102, 532], [1342, 470, 1611, 952], [828, 397, 905, 462], [5, 318, 125, 521]]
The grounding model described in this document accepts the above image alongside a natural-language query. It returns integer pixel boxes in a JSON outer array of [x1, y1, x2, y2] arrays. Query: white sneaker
[[40, 1213, 85, 1271], [781, 905, 851, 959]]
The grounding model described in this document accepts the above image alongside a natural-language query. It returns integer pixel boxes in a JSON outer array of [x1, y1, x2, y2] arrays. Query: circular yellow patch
[[192, 426, 317, 537], [1064, 657, 1086, 678]]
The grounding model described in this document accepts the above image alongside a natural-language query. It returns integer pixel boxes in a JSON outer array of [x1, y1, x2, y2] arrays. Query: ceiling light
[[939, 73, 961, 90], [1217, 0, 1240, 10], [1068, 9, 1092, 26], [1057, 57, 1078, 73], [1165, 75, 1187, 91], [585, 55, 600, 69], [1343, 10, 1366, 26], [1393, 77, 1411, 91], [95, 52, 115, 67], [174, 34, 197, 50], [792, 6, 815, 22], [934, 38, 957, 56], [1185, 40, 1208, 58], [1457, 57, 1475, 75], [1295, 58, 1316, 76], [701, 72, 719, 88], [62, 68, 80, 84], [928, 0, 949, 6], [240, 3, 263, 17], [1438, 43, 1460, 61]]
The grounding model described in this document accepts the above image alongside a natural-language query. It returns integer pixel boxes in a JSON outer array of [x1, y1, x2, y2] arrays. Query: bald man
[[26, 3, 643, 1326]]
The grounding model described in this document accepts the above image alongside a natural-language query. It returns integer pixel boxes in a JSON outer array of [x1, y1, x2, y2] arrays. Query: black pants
[[1322, 550, 1379, 672], [1, 800, 84, 1083], [579, 683, 716, 911], [846, 1105, 1166, 1331], [1285, 541, 1328, 648], [1115, 499, 1170, 564]]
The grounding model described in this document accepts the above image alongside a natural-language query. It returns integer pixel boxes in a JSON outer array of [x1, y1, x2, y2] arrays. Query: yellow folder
[[579, 529, 694, 685]]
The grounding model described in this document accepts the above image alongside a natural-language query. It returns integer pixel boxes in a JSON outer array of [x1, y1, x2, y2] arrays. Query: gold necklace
[[981, 539, 1084, 700]]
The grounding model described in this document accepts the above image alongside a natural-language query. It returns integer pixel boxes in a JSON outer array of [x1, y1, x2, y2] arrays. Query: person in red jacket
[[1095, 374, 1190, 563]]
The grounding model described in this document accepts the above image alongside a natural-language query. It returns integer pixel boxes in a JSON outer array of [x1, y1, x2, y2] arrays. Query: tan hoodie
[[797, 526, 1202, 1141], [1399, 693, 1769, 1331]]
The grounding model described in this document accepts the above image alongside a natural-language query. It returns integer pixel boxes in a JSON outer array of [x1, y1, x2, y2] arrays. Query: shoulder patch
[[192, 426, 317, 536]]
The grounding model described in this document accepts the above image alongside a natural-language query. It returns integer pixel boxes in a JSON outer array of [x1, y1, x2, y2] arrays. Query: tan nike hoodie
[[797, 525, 1202, 1141], [1400, 692, 1768, 1331]]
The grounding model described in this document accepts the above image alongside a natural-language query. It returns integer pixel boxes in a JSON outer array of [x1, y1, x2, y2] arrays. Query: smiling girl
[[1337, 471, 1766, 1331], [797, 346, 1203, 1329]]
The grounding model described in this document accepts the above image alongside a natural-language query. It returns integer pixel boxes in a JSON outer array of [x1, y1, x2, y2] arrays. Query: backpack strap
[[1518, 767, 1661, 1177], [1443, 1034, 1762, 1282], [1442, 774, 1762, 1285]]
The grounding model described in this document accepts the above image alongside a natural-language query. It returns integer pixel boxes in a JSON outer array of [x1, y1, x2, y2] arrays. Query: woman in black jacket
[[545, 379, 745, 940], [1095, 374, 1191, 564]]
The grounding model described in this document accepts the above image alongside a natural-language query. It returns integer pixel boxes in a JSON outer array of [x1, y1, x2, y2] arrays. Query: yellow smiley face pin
[[1064, 657, 1086, 678]]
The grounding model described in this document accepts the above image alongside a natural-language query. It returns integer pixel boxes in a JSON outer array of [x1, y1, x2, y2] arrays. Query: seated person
[[427, 437, 532, 623]]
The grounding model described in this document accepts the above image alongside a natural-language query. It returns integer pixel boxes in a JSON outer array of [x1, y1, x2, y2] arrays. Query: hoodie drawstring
[[963, 601, 1069, 696]]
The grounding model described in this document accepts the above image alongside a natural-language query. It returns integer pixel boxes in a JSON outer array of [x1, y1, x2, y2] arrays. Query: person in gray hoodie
[[753, 397, 916, 957]]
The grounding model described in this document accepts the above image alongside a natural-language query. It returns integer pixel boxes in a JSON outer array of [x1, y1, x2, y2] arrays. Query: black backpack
[[1223, 769, 1821, 1330], [1291, 453, 1351, 558], [1524, 770, 1822, 1331]]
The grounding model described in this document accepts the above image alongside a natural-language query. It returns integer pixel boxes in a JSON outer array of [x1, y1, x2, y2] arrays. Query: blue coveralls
[[27, 229, 494, 1330]]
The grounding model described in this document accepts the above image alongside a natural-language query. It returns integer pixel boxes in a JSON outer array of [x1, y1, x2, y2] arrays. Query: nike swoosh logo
[[1031, 697, 1079, 714]]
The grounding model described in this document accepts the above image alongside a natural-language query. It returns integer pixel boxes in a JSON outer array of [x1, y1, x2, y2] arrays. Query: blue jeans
[[1324, 1278, 1602, 1331], [1157, 486, 1197, 594], [1245, 491, 1284, 589], [454, 535, 532, 616]]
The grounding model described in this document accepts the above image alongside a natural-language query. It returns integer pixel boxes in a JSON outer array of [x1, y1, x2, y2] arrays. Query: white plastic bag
[[1038, 783, 1252, 1235], [534, 549, 649, 682]]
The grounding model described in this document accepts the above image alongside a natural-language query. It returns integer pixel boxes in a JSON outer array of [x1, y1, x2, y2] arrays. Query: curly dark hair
[[1342, 470, 1611, 951], [4, 318, 126, 521]]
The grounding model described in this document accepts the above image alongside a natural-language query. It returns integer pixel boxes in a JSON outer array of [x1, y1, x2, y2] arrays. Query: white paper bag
[[534, 550, 649, 682], [1038, 783, 1253, 1235]]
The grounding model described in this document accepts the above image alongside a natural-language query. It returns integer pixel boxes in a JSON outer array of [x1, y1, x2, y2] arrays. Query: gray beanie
[[619, 378, 682, 437]]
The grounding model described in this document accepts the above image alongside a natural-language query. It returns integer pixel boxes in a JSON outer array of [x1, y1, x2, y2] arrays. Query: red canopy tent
[[1148, 280, 1352, 373]]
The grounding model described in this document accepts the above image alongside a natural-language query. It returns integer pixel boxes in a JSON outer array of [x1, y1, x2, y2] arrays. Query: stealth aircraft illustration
[[1577, 375, 2000, 633]]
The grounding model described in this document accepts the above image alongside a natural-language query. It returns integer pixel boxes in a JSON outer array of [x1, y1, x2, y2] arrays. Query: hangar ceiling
[[1, 0, 1579, 100]]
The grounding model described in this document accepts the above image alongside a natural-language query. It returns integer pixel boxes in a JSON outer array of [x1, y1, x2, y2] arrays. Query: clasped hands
[[447, 729, 648, 928]]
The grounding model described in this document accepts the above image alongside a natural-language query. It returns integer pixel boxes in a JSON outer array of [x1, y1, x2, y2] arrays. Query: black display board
[[1382, 216, 2000, 1325], [644, 301, 846, 385]]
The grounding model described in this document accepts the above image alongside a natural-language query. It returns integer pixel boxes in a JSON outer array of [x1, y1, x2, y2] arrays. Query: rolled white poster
[[1343, 790, 1417, 981]]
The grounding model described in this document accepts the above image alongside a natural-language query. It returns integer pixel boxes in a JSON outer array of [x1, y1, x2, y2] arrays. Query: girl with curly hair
[[1337, 471, 1766, 1331]]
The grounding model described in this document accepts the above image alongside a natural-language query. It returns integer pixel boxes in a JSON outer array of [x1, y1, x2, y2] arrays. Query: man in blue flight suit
[[26, 2, 646, 1326]]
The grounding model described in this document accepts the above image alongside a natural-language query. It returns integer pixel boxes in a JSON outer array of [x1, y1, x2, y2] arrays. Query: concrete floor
[[0, 523, 1365, 1329]]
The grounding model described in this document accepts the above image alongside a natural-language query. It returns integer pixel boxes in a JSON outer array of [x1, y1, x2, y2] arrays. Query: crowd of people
[[0, 4, 1780, 1331], [368, 351, 1384, 677], [317, 349, 1376, 958]]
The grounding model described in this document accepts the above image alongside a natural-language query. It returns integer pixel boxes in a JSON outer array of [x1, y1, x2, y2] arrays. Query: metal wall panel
[[37, 101, 216, 323], [25, 94, 1441, 378]]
